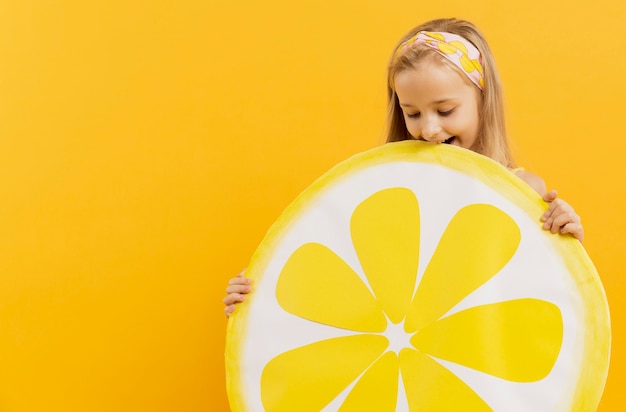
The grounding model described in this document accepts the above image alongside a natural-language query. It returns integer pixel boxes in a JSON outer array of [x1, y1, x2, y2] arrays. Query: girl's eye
[[438, 109, 454, 116], [407, 112, 420, 119]]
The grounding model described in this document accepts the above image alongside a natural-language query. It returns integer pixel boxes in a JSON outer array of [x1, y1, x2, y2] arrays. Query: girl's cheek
[[405, 123, 418, 138]]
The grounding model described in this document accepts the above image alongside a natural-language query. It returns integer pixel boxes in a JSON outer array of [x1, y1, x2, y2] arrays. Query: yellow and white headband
[[395, 31, 484, 89]]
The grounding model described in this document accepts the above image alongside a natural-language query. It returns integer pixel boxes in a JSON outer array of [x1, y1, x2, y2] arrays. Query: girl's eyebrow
[[400, 98, 456, 108]]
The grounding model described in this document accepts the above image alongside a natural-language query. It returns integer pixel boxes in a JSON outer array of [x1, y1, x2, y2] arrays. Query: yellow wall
[[0, 1, 624, 411]]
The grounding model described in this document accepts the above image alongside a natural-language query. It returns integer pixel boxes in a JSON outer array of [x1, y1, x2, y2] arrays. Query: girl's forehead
[[394, 62, 475, 100]]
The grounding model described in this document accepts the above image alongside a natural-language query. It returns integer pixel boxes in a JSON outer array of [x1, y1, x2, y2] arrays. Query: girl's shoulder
[[511, 168, 546, 196]]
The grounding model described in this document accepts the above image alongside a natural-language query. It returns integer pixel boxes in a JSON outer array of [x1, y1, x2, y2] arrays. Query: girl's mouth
[[443, 136, 456, 144]]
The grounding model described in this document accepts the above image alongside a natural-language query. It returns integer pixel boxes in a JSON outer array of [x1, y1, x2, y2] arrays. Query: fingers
[[223, 291, 247, 318], [540, 189, 560, 221], [227, 273, 252, 295], [226, 282, 252, 295], [559, 222, 584, 242], [224, 269, 252, 318], [541, 194, 558, 223], [542, 189, 558, 203], [228, 275, 251, 286], [225, 304, 236, 318], [543, 201, 568, 227], [540, 197, 584, 242], [223, 291, 248, 305]]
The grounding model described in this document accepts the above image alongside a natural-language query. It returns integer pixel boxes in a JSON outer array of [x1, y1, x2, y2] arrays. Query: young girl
[[223, 17, 583, 317]]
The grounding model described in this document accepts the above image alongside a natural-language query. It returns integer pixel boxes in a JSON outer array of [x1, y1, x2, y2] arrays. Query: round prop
[[225, 141, 610, 411]]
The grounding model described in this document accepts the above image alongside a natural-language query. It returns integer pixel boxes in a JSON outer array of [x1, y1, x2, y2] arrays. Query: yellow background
[[0, 1, 623, 411]]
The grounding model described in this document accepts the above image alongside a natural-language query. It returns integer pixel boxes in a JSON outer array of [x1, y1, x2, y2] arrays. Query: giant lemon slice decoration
[[225, 141, 610, 412]]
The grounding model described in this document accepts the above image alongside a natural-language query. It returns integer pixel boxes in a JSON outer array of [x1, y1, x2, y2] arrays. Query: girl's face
[[394, 60, 481, 150]]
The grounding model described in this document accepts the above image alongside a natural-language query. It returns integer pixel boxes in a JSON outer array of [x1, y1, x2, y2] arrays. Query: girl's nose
[[420, 121, 442, 141]]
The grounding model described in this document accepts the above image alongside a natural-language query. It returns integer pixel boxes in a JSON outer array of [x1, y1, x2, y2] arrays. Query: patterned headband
[[395, 31, 484, 90]]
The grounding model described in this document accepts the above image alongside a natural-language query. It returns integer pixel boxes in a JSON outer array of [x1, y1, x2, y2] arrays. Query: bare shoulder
[[514, 170, 546, 196]]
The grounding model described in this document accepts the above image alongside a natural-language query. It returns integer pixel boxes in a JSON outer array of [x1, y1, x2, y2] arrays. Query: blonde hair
[[385, 18, 516, 168]]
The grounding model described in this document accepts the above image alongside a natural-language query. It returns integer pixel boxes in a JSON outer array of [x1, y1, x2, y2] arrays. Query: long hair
[[385, 18, 515, 168]]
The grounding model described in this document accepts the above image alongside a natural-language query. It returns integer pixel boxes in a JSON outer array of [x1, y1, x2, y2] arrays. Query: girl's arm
[[515, 170, 584, 242], [223, 270, 251, 318]]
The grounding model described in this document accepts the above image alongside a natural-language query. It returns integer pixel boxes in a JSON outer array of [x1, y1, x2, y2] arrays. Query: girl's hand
[[223, 270, 252, 318], [541, 190, 584, 242]]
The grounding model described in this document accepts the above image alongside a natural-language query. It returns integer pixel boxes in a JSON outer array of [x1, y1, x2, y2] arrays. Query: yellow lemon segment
[[277, 242, 387, 332], [260, 335, 388, 411], [473, 59, 483, 74], [449, 40, 469, 55], [412, 299, 563, 382], [351, 187, 420, 324], [459, 54, 476, 73], [405, 204, 520, 332], [425, 31, 445, 41], [399, 348, 491, 411], [339, 351, 399, 411], [437, 42, 458, 55]]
